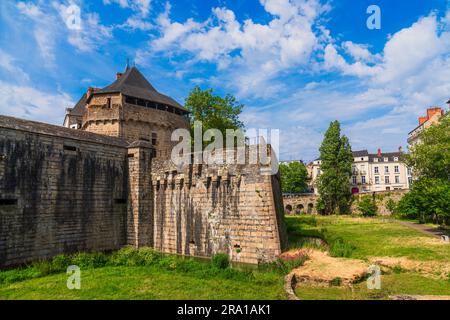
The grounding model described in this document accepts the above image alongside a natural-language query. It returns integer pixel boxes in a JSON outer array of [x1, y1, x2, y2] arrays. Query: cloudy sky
[[0, 0, 449, 161]]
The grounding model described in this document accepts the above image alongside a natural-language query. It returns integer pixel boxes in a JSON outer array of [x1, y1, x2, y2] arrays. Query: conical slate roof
[[94, 67, 186, 111]]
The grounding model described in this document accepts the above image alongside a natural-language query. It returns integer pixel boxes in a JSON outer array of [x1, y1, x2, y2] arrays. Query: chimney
[[87, 87, 94, 99], [427, 107, 442, 119], [377, 148, 381, 157], [116, 72, 123, 80], [398, 146, 403, 153], [419, 116, 427, 125]]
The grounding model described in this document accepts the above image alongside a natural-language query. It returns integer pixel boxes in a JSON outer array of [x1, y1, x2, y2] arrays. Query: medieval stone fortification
[[0, 66, 287, 268]]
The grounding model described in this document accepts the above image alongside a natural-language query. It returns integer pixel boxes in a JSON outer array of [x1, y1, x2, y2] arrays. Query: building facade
[[407, 107, 446, 146], [308, 148, 411, 194]]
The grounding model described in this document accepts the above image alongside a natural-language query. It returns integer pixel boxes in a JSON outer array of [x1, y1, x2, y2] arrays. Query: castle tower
[[64, 66, 190, 159]]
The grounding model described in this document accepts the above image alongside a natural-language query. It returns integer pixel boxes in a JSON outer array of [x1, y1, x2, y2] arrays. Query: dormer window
[[374, 158, 378, 162], [384, 157, 388, 162]]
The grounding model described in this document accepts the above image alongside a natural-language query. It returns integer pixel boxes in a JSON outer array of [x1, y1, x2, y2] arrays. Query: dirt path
[[395, 220, 448, 239]]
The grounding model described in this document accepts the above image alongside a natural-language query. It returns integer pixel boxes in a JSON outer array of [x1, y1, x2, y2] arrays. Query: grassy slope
[[0, 266, 286, 300], [287, 215, 450, 300], [286, 215, 450, 261], [296, 273, 450, 300]]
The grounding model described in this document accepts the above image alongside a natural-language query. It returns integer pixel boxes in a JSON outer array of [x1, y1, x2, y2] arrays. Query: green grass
[[0, 247, 306, 300], [285, 215, 450, 261], [0, 266, 286, 300], [295, 272, 450, 300]]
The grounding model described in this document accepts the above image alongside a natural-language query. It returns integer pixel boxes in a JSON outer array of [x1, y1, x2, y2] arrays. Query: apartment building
[[407, 107, 446, 146], [308, 148, 411, 194]]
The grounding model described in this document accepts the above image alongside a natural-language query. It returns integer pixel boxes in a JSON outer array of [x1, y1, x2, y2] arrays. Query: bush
[[211, 253, 230, 269], [386, 198, 397, 215], [396, 178, 450, 225], [71, 252, 108, 269], [358, 196, 377, 217], [51, 254, 71, 272], [330, 277, 342, 286], [328, 238, 355, 257]]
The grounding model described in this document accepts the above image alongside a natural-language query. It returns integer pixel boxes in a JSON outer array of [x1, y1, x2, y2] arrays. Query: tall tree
[[279, 161, 309, 193], [397, 115, 450, 225], [317, 121, 353, 214], [185, 86, 244, 139]]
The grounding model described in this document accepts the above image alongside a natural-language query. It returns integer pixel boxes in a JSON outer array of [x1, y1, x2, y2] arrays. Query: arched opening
[[285, 204, 293, 214], [307, 203, 314, 214], [295, 204, 304, 214]]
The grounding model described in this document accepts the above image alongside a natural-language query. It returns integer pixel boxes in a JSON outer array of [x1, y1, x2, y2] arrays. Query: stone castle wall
[[0, 115, 286, 267], [150, 159, 287, 264], [0, 116, 130, 267], [283, 190, 407, 215]]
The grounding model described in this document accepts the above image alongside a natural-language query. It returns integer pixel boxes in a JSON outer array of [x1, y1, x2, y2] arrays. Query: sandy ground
[[369, 256, 450, 279], [287, 249, 368, 285]]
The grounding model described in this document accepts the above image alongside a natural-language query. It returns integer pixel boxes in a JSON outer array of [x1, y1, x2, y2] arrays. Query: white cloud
[[103, 0, 151, 17], [0, 81, 73, 124], [0, 50, 30, 83], [146, 0, 329, 98]]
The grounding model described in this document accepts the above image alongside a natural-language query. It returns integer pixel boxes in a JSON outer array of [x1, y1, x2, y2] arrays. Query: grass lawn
[[287, 215, 450, 299], [296, 272, 450, 300], [0, 266, 286, 300], [286, 215, 450, 261]]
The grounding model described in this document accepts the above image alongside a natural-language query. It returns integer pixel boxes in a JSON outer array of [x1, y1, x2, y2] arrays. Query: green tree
[[357, 196, 378, 217], [404, 115, 450, 180], [317, 121, 353, 214], [185, 86, 244, 142], [279, 161, 309, 193], [397, 115, 450, 225]]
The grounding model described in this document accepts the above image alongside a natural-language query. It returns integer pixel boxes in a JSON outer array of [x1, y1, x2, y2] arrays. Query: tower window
[[106, 97, 111, 108], [151, 132, 157, 146]]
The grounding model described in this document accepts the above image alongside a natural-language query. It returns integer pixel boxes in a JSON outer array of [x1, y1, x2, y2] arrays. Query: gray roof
[[70, 93, 87, 116], [368, 151, 403, 162], [352, 150, 369, 157], [94, 67, 186, 111]]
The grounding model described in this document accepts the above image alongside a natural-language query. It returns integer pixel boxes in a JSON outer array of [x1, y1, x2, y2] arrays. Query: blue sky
[[0, 0, 449, 161]]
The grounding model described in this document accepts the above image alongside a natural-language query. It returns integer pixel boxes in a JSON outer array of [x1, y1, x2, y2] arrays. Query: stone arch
[[295, 204, 304, 214], [285, 204, 293, 214], [307, 203, 314, 214]]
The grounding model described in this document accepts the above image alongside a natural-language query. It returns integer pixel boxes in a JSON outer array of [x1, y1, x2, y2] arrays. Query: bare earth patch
[[390, 295, 450, 300], [370, 256, 450, 279], [288, 249, 368, 286]]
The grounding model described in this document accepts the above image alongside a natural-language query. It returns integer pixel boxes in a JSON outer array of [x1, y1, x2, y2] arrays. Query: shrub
[[51, 254, 71, 272], [71, 252, 108, 268], [211, 253, 230, 269], [328, 237, 355, 258], [386, 198, 397, 215], [330, 277, 342, 286], [358, 196, 378, 217]]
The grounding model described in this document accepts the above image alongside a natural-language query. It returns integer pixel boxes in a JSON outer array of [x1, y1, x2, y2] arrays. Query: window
[[374, 158, 378, 162], [394, 165, 399, 173], [106, 97, 111, 108], [408, 177, 413, 185], [374, 166, 379, 174], [384, 166, 389, 173], [317, 168, 321, 176], [394, 157, 398, 161], [375, 176, 380, 184], [384, 157, 388, 162], [407, 168, 412, 175], [385, 176, 390, 184], [361, 157, 364, 161], [151, 132, 157, 146], [395, 176, 400, 183], [361, 176, 366, 184], [352, 176, 357, 185]]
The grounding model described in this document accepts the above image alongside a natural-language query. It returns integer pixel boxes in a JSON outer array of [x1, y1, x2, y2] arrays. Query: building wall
[[150, 160, 287, 264], [0, 116, 129, 267], [0, 116, 286, 267], [309, 156, 410, 194]]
